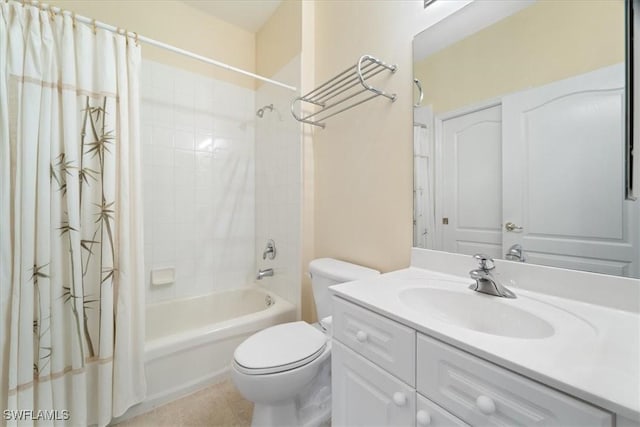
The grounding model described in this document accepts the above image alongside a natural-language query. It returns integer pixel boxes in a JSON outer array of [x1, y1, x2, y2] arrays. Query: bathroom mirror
[[413, 0, 640, 278]]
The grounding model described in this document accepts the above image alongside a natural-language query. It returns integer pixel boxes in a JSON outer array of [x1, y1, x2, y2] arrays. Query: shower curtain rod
[[14, 0, 298, 92]]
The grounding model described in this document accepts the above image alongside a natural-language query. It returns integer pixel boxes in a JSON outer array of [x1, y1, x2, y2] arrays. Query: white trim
[[16, 0, 298, 92]]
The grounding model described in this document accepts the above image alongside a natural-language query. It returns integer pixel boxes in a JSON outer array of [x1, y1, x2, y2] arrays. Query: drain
[[265, 294, 275, 307]]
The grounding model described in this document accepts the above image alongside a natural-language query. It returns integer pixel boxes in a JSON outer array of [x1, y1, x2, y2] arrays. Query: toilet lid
[[234, 321, 327, 375]]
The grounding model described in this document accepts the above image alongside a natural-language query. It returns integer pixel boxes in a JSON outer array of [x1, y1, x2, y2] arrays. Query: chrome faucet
[[505, 244, 526, 262], [468, 254, 516, 298], [262, 239, 276, 260], [256, 268, 274, 280]]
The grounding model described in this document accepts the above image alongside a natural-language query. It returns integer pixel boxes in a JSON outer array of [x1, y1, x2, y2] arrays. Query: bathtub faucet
[[256, 268, 274, 280]]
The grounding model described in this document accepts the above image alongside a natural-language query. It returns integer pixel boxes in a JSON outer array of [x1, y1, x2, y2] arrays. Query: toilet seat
[[233, 321, 327, 375]]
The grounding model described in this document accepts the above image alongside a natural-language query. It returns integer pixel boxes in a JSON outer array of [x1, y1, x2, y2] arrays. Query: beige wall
[[300, 1, 317, 323], [415, 0, 625, 114], [256, 0, 302, 80], [49, 0, 256, 89], [312, 1, 444, 275]]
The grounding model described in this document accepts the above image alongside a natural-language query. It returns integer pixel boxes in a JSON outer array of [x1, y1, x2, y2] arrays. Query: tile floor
[[116, 380, 253, 427]]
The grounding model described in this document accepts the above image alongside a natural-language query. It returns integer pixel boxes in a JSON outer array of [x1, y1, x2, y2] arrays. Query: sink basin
[[399, 287, 555, 339]]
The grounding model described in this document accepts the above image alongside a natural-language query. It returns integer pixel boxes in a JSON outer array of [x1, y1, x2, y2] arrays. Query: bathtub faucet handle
[[263, 239, 276, 260]]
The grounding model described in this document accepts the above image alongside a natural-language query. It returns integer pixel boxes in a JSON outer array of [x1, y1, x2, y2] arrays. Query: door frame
[[434, 98, 502, 251]]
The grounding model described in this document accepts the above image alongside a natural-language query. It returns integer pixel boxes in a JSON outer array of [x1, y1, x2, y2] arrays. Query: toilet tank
[[309, 258, 380, 320]]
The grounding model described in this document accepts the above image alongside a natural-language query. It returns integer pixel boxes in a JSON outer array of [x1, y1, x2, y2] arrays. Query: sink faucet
[[256, 268, 274, 280], [468, 254, 516, 299], [505, 244, 526, 262]]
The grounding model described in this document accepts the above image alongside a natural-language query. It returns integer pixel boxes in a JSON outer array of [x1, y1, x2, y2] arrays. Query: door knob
[[476, 395, 496, 415], [392, 392, 407, 406], [416, 410, 432, 425], [505, 222, 523, 232]]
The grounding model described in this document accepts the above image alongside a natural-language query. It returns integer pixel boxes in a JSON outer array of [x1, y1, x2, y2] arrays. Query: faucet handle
[[473, 254, 495, 271], [263, 239, 276, 260]]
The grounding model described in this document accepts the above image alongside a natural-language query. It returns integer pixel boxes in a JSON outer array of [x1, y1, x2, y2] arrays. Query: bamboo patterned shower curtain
[[0, 3, 145, 425]]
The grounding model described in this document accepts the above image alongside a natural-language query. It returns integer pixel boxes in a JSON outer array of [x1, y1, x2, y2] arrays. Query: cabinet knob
[[416, 410, 431, 425], [476, 395, 496, 415], [392, 392, 407, 406], [356, 330, 368, 342]]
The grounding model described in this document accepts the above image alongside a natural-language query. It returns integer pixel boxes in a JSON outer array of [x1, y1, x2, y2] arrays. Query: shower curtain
[[413, 124, 435, 249], [0, 3, 145, 426]]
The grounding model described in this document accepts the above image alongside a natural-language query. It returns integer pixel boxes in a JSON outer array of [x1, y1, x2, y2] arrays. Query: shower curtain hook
[[92, 19, 97, 34], [134, 31, 139, 47], [71, 12, 76, 29]]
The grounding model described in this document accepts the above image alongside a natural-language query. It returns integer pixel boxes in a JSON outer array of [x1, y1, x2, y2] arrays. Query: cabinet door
[[332, 340, 415, 427], [416, 393, 469, 427], [416, 334, 613, 427]]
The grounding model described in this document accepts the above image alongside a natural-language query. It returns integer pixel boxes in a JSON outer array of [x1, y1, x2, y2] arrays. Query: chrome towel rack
[[291, 55, 397, 129]]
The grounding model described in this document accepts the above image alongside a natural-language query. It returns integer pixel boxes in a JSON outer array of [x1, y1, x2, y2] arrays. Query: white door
[[439, 104, 502, 258], [502, 64, 638, 277], [332, 341, 415, 427]]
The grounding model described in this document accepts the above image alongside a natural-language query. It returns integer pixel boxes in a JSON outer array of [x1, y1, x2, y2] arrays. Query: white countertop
[[330, 267, 640, 420]]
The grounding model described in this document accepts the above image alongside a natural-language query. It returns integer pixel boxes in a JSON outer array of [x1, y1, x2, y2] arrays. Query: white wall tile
[[254, 56, 302, 310], [175, 109, 195, 132], [174, 149, 195, 169], [152, 127, 174, 148], [152, 146, 173, 167], [174, 130, 195, 151], [175, 167, 196, 188], [141, 59, 258, 304], [153, 105, 174, 128]]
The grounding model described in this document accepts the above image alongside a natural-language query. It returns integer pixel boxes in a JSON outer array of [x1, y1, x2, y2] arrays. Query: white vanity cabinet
[[332, 296, 616, 427], [332, 340, 416, 426], [416, 334, 612, 427], [332, 296, 467, 427]]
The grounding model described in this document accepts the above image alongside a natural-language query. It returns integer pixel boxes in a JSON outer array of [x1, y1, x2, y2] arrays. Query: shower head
[[256, 104, 274, 118]]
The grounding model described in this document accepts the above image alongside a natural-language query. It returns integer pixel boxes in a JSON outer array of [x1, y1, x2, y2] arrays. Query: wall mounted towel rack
[[291, 55, 397, 128]]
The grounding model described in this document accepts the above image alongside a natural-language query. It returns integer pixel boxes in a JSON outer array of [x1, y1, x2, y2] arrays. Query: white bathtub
[[115, 286, 296, 422]]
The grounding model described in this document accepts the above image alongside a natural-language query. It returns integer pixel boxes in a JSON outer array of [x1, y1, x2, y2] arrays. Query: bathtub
[[115, 286, 296, 422]]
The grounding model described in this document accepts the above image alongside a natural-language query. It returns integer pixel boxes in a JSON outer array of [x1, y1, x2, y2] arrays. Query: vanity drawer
[[333, 340, 416, 427], [416, 334, 613, 427], [332, 296, 415, 386], [417, 393, 469, 427]]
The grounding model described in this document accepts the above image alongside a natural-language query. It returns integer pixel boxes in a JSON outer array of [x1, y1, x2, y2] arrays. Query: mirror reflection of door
[[502, 64, 638, 277], [412, 0, 639, 278], [438, 104, 502, 259]]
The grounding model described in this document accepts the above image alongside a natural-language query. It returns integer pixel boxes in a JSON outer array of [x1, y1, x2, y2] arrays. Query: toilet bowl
[[231, 258, 379, 427], [232, 322, 332, 426]]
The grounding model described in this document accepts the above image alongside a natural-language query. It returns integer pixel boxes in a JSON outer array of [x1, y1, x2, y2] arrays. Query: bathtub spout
[[256, 268, 274, 280]]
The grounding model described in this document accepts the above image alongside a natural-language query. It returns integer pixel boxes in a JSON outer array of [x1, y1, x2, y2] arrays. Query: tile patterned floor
[[115, 380, 253, 427]]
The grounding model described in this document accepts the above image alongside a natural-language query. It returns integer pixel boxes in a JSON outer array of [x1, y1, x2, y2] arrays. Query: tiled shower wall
[[254, 56, 302, 313], [141, 60, 256, 303]]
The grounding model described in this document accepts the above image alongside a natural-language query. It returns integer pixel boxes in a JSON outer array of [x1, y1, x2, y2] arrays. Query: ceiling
[[182, 0, 282, 33]]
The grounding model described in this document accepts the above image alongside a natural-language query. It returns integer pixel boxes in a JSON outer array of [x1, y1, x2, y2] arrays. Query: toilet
[[231, 258, 380, 427]]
